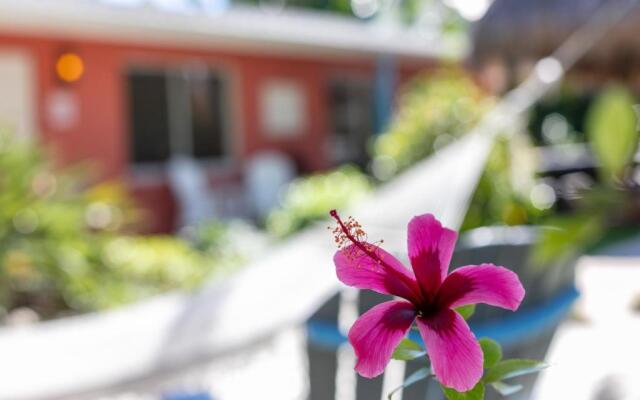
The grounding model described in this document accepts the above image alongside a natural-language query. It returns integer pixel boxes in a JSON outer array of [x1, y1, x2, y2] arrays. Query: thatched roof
[[471, 0, 640, 77]]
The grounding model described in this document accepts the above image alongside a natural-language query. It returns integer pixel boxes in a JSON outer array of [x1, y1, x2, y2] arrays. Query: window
[[328, 78, 373, 166], [259, 80, 306, 138], [127, 68, 229, 164]]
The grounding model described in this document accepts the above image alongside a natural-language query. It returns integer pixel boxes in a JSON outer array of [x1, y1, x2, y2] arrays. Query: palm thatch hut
[[470, 0, 640, 93]]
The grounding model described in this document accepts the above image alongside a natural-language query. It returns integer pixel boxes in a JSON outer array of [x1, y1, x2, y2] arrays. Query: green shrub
[[370, 67, 542, 231], [0, 135, 231, 320], [266, 165, 373, 237], [586, 86, 639, 182], [72, 236, 211, 310], [461, 135, 543, 231], [371, 67, 491, 180]]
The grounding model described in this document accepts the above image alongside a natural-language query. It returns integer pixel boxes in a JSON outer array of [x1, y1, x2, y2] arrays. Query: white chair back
[[167, 155, 217, 227], [244, 151, 296, 219]]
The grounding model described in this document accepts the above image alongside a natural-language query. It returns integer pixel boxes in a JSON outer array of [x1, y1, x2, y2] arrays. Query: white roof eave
[[0, 0, 465, 61]]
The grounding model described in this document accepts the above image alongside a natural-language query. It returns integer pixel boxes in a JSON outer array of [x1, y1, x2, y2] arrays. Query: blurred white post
[[335, 288, 359, 400], [0, 50, 35, 138]]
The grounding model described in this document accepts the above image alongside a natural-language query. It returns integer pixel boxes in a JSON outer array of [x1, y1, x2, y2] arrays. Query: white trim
[[0, 49, 37, 138], [0, 0, 463, 61]]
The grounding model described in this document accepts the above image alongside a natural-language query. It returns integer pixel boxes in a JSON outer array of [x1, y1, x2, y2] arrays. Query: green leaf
[[455, 304, 476, 320], [484, 359, 548, 383], [479, 338, 502, 369], [392, 338, 426, 361], [387, 367, 430, 400], [490, 381, 523, 396], [532, 213, 604, 267], [586, 86, 639, 180], [441, 381, 485, 400]]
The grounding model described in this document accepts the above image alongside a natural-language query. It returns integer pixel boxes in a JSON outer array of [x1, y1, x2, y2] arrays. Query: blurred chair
[[244, 151, 296, 220], [167, 155, 218, 228]]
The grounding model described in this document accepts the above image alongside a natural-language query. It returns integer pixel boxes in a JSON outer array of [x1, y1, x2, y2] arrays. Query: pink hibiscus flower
[[330, 210, 525, 392]]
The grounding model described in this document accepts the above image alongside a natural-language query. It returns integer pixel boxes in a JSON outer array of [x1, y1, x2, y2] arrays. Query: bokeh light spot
[[530, 183, 556, 210], [535, 57, 563, 84]]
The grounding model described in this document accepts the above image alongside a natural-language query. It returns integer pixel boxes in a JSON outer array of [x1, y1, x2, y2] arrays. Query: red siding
[[0, 32, 435, 232]]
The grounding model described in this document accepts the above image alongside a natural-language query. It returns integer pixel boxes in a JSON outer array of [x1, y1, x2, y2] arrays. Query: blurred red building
[[0, 0, 449, 231]]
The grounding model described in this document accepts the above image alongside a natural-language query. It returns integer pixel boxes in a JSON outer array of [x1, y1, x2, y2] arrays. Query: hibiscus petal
[[349, 300, 417, 378], [416, 309, 483, 392], [335, 244, 421, 302], [437, 264, 525, 311], [407, 214, 457, 299]]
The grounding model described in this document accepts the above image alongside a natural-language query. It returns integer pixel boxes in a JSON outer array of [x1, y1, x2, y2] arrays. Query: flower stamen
[[329, 209, 388, 270]]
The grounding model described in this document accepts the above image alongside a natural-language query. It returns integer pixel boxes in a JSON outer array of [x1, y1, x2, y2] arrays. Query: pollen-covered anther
[[329, 210, 388, 272], [331, 214, 370, 250]]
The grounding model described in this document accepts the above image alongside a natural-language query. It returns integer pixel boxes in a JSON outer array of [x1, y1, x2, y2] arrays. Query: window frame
[[327, 73, 375, 165], [125, 63, 237, 183]]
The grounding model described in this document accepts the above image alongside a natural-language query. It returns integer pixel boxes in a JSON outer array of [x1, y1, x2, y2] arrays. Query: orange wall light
[[56, 52, 84, 83]]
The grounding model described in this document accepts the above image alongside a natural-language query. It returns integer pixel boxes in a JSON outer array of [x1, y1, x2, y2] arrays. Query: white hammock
[[0, 132, 493, 400]]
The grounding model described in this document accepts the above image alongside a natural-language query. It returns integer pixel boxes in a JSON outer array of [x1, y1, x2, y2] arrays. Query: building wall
[[0, 32, 434, 232]]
